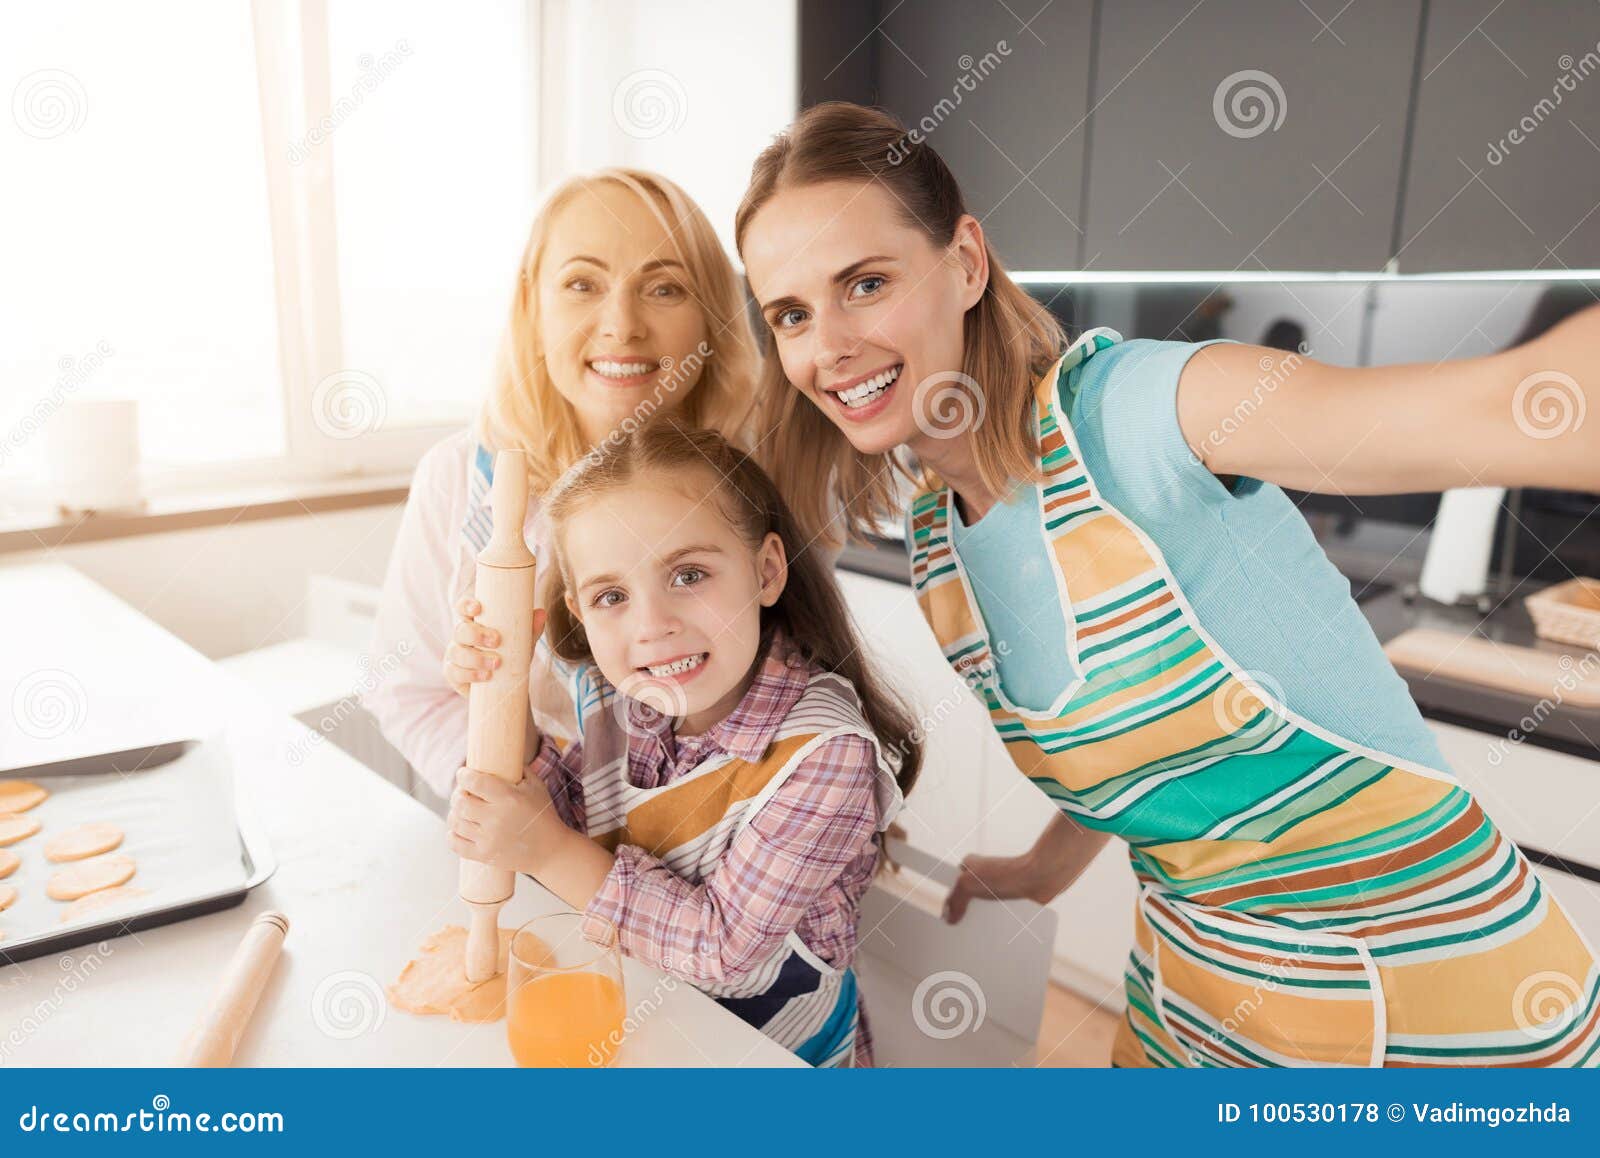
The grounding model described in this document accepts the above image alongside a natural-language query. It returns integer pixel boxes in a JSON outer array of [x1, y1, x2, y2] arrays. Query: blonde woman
[[737, 102, 1600, 1067], [369, 169, 758, 802]]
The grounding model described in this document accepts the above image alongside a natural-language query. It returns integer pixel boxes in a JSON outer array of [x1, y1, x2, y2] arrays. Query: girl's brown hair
[[542, 418, 921, 798], [475, 168, 760, 495], [734, 102, 1066, 543]]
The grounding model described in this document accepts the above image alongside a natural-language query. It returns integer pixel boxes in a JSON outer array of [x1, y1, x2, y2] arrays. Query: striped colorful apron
[[571, 665, 905, 1067], [907, 328, 1600, 1068]]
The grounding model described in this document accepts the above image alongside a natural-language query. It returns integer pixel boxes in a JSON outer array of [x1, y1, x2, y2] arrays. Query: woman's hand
[[442, 599, 546, 698], [447, 765, 568, 877], [943, 813, 1111, 924], [443, 597, 499, 698]]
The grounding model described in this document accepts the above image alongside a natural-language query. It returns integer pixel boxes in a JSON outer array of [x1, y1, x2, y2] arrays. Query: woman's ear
[[950, 214, 989, 311], [756, 531, 788, 608]]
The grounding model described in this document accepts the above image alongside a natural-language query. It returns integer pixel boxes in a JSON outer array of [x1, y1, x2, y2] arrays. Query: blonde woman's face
[[743, 179, 983, 457], [537, 183, 711, 446], [561, 477, 786, 736]]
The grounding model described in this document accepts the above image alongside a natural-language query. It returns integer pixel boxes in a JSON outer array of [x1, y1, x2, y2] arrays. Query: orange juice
[[507, 970, 627, 1067]]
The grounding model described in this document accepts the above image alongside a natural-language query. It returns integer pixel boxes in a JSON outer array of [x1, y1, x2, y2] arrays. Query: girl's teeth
[[647, 653, 706, 677], [592, 360, 656, 378], [838, 365, 901, 407]]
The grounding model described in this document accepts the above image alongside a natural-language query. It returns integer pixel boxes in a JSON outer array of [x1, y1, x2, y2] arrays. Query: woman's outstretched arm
[[1177, 302, 1600, 496]]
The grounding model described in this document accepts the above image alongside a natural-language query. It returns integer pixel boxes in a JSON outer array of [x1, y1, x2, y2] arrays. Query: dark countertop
[[836, 536, 1599, 764]]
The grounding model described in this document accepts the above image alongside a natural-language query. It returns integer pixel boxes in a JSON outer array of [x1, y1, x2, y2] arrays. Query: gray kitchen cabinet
[[1081, 0, 1422, 271], [1397, 0, 1600, 273], [878, 0, 1096, 270]]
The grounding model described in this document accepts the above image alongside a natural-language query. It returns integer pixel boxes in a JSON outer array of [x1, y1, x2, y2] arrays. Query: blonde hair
[[475, 168, 760, 493], [734, 103, 1065, 543], [543, 419, 921, 800]]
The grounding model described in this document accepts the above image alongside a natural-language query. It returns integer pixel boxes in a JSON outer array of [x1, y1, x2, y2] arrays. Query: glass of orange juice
[[506, 911, 627, 1067]]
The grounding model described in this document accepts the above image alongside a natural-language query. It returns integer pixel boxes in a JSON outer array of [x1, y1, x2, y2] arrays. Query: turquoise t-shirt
[[944, 337, 1448, 771]]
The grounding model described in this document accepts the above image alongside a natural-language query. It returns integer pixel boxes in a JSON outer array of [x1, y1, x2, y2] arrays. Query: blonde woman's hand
[[443, 596, 501, 698]]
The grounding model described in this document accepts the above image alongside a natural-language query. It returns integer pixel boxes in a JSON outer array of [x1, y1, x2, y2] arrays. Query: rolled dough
[[44, 821, 124, 862], [58, 884, 149, 924], [0, 813, 41, 847], [46, 853, 136, 901], [0, 849, 18, 879], [388, 925, 544, 1023], [0, 884, 16, 912], [0, 780, 48, 813]]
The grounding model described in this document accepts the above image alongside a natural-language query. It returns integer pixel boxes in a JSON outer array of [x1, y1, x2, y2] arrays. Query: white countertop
[[0, 563, 799, 1067]]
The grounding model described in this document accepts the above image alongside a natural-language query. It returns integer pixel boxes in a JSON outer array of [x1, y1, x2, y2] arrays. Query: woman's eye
[[647, 281, 685, 300], [592, 589, 626, 608], [565, 277, 597, 293], [773, 307, 807, 330], [849, 275, 886, 299], [671, 567, 706, 587]]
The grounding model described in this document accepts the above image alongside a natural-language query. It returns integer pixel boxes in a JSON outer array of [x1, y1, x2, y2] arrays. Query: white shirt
[[364, 431, 578, 799]]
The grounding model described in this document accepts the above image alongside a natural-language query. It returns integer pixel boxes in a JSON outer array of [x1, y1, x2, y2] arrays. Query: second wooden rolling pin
[[179, 910, 289, 1066]]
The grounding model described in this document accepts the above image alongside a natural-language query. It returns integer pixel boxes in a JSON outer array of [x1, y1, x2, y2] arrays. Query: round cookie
[[44, 822, 124, 863], [0, 780, 48, 813], [0, 813, 42, 846], [46, 854, 136, 901], [0, 884, 16, 912], [0, 849, 18, 879], [58, 885, 148, 925]]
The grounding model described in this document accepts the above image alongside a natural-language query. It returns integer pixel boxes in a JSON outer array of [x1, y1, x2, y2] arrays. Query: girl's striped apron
[[571, 666, 905, 1067], [907, 328, 1600, 1068]]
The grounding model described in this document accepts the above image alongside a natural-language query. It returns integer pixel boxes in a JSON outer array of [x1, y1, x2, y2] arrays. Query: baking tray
[[0, 737, 275, 966]]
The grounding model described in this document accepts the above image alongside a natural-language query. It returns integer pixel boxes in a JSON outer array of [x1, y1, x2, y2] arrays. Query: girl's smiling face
[[741, 179, 986, 458], [537, 182, 711, 445], [559, 473, 787, 735]]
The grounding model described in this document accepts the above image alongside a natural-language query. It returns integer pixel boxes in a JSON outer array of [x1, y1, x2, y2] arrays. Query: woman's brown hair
[[541, 418, 921, 798], [734, 102, 1066, 544]]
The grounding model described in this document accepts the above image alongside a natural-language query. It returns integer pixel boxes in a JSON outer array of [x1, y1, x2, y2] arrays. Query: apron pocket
[[1138, 885, 1386, 1067]]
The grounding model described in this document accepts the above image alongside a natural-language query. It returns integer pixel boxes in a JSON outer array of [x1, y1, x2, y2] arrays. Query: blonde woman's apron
[[907, 329, 1600, 1067]]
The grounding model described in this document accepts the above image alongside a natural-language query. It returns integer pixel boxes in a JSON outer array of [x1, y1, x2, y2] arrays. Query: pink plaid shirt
[[525, 631, 887, 1066]]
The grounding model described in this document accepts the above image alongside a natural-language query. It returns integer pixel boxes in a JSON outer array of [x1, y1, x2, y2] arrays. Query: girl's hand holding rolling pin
[[447, 764, 569, 877]]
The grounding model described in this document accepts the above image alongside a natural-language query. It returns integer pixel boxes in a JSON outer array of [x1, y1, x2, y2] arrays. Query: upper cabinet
[[1397, 0, 1600, 273], [878, 0, 1096, 270], [1081, 0, 1422, 272], [803, 1, 1600, 273]]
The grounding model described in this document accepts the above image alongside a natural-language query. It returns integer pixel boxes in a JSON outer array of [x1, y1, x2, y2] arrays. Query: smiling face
[[741, 180, 987, 458], [536, 182, 711, 445], [560, 474, 787, 736]]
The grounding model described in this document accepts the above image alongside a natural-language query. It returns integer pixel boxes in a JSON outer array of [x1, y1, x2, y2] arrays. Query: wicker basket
[[1525, 577, 1600, 650]]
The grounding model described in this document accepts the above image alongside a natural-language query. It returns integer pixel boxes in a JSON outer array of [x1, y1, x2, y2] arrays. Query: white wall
[[538, 0, 798, 254]]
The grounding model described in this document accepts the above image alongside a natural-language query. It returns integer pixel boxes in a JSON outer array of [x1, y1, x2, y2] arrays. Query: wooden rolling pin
[[1384, 627, 1600, 709], [179, 910, 289, 1066], [459, 449, 537, 983]]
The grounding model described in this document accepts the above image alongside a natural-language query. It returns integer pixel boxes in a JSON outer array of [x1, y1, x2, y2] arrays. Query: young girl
[[368, 168, 759, 801], [444, 420, 921, 1068]]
